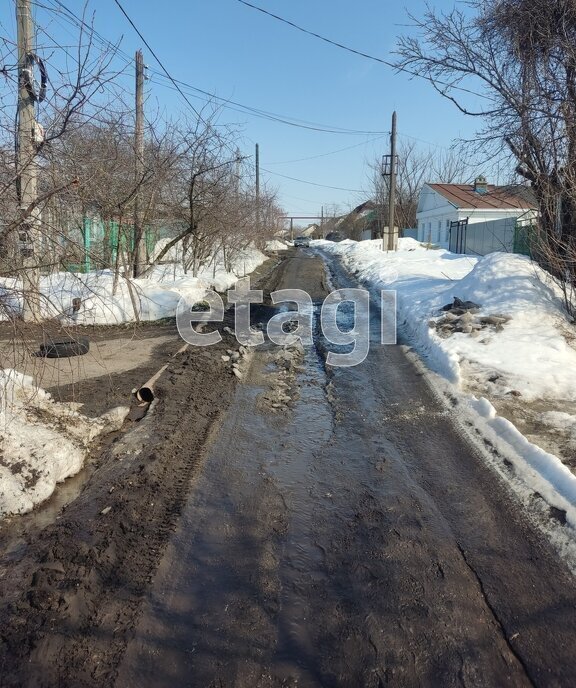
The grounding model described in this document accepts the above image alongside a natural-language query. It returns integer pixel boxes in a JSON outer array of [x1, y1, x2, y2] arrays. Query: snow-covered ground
[[265, 238, 291, 251], [0, 245, 268, 325], [0, 369, 127, 518], [314, 237, 576, 530], [0, 243, 271, 517]]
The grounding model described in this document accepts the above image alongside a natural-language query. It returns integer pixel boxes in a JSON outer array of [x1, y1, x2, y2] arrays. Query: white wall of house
[[416, 185, 537, 247]]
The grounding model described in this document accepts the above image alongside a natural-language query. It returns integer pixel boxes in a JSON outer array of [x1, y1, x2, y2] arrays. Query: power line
[[236, 0, 491, 101], [45, 0, 226, 133], [261, 167, 365, 193], [148, 75, 388, 135], [110, 0, 204, 121], [109, 0, 386, 139], [266, 134, 388, 164], [397, 131, 453, 151], [237, 0, 396, 66], [35, 0, 131, 64], [28, 0, 460, 176], [35, 0, 391, 137]]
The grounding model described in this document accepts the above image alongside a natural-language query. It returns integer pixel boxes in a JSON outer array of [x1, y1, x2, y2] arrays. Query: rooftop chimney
[[474, 175, 488, 194]]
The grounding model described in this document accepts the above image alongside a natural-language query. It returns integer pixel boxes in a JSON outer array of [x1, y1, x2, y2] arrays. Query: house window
[[437, 220, 442, 243], [445, 219, 450, 243]]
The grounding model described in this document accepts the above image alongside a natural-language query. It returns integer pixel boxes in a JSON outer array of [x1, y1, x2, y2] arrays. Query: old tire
[[40, 337, 90, 358]]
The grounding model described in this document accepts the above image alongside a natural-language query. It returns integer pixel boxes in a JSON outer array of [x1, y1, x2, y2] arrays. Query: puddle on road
[[0, 429, 125, 564], [117, 252, 576, 686], [0, 465, 90, 563], [263, 337, 334, 676], [117, 311, 338, 685]]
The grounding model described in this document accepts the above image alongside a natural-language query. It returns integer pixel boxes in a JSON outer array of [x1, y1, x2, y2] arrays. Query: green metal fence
[[66, 217, 161, 273], [513, 223, 538, 257]]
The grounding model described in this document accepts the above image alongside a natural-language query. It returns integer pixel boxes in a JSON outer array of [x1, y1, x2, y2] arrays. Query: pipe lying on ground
[[132, 342, 189, 404]]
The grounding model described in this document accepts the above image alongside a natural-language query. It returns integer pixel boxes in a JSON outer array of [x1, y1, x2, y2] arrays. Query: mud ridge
[[0, 333, 241, 687]]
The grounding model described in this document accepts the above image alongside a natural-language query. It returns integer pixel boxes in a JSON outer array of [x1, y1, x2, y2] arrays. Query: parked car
[[325, 231, 344, 242], [293, 236, 310, 247]]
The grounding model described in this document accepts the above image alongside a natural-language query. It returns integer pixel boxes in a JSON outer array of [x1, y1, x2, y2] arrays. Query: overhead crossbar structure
[[281, 215, 324, 240]]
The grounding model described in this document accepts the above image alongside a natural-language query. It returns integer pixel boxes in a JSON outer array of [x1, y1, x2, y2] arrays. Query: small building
[[416, 176, 538, 247]]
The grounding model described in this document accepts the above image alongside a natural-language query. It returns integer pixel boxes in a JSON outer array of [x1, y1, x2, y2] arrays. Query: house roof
[[428, 183, 537, 211]]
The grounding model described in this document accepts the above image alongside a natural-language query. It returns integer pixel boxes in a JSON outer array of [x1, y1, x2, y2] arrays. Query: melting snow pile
[[315, 237, 576, 527], [0, 369, 127, 518], [316, 238, 576, 401], [0, 246, 268, 325], [265, 239, 290, 251]]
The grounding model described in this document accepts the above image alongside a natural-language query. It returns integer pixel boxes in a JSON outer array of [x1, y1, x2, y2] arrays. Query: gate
[[449, 218, 468, 254]]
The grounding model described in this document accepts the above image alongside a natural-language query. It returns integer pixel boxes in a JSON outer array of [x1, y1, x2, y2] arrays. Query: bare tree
[[0, 9, 126, 320], [370, 141, 469, 234], [148, 112, 242, 276], [395, 0, 576, 283], [432, 149, 470, 185]]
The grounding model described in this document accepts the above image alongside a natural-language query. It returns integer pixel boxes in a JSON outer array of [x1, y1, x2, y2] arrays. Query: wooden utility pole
[[17, 0, 40, 321], [255, 143, 260, 233], [133, 49, 145, 277], [321, 205, 324, 237], [387, 111, 397, 251]]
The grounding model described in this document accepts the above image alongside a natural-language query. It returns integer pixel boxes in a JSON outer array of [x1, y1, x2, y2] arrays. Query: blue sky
[[9, 0, 486, 218]]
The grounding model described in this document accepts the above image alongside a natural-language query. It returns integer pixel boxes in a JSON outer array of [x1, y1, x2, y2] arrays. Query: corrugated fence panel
[[464, 217, 516, 256]]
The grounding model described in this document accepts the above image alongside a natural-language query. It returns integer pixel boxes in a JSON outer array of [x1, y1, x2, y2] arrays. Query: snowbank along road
[[116, 250, 576, 687]]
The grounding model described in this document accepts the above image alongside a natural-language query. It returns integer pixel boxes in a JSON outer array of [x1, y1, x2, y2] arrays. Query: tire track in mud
[[0, 336, 243, 687], [116, 251, 565, 687], [3, 250, 576, 686], [0, 254, 288, 688]]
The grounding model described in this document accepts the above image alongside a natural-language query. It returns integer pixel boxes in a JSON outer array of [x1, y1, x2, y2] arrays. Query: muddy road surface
[[113, 251, 576, 687]]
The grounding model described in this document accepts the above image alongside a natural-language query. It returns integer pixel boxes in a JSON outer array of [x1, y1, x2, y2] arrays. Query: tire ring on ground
[[39, 337, 90, 358]]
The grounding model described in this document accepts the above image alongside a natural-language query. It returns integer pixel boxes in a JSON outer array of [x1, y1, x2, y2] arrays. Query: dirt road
[[0, 251, 575, 686], [114, 251, 576, 687]]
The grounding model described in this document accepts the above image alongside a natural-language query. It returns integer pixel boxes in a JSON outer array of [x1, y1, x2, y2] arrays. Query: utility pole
[[255, 143, 260, 234], [133, 49, 145, 277], [321, 205, 324, 237], [387, 111, 397, 251], [17, 0, 40, 321]]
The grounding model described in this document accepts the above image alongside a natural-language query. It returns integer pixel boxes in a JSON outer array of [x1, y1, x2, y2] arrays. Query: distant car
[[325, 231, 344, 242], [293, 236, 310, 247]]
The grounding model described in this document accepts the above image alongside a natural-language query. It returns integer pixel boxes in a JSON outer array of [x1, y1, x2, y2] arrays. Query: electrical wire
[[261, 167, 364, 193], [148, 75, 388, 136], [397, 131, 453, 151], [146, 77, 373, 133], [236, 0, 491, 101], [33, 0, 391, 137], [110, 0, 204, 121], [40, 0, 132, 65], [24, 0, 455, 196], [263, 134, 388, 164]]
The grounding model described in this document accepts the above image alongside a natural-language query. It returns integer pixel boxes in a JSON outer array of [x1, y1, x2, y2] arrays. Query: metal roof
[[428, 183, 537, 210]]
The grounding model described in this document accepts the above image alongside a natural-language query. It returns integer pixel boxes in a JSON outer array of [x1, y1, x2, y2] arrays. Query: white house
[[416, 176, 538, 247]]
